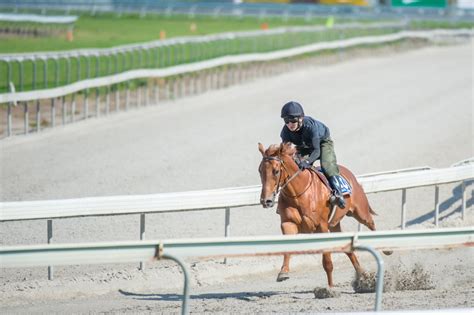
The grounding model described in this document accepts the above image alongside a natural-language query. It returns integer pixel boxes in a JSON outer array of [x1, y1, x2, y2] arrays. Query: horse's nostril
[[265, 200, 274, 207]]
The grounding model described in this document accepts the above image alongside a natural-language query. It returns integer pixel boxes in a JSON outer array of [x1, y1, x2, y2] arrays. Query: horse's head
[[258, 142, 297, 208]]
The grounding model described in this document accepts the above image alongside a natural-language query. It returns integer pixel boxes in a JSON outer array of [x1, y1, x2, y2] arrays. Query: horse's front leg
[[330, 222, 365, 276], [317, 222, 334, 287], [277, 221, 298, 282]]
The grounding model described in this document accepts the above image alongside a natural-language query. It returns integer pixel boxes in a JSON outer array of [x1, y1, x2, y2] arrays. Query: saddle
[[309, 166, 352, 196]]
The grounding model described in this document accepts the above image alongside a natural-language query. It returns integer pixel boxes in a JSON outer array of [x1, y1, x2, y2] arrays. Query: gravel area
[[1, 40, 473, 313]]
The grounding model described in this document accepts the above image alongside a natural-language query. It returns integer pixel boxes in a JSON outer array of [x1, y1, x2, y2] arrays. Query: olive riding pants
[[320, 137, 340, 178]]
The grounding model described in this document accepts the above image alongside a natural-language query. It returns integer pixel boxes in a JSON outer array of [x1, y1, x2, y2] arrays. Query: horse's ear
[[280, 142, 291, 154], [279, 142, 286, 155], [258, 142, 266, 156]]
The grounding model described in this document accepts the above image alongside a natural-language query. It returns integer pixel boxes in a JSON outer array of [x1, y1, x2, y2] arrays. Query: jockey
[[280, 101, 346, 209]]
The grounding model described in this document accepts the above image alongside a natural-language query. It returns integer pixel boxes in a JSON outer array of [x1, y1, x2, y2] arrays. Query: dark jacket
[[280, 116, 330, 164]]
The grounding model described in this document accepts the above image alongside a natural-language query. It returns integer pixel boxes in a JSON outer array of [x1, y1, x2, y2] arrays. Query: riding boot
[[328, 176, 346, 209]]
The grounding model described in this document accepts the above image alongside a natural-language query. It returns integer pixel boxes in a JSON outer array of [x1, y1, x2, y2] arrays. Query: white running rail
[[1, 164, 471, 222], [1, 227, 472, 314]]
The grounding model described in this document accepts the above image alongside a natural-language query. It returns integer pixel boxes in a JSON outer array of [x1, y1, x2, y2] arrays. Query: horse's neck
[[282, 156, 312, 196]]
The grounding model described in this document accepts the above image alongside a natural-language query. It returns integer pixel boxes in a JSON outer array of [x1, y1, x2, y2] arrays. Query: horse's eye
[[273, 170, 280, 176]]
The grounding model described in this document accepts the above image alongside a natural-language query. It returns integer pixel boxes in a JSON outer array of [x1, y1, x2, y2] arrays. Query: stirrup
[[331, 191, 346, 209]]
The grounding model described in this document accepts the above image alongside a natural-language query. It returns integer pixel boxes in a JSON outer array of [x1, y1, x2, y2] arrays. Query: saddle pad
[[333, 174, 352, 196], [311, 167, 352, 196]]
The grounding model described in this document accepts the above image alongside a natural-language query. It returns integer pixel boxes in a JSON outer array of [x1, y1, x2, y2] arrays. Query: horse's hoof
[[383, 250, 393, 256], [276, 272, 290, 282]]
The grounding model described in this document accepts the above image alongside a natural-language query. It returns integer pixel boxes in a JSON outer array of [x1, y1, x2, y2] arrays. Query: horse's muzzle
[[260, 194, 276, 208]]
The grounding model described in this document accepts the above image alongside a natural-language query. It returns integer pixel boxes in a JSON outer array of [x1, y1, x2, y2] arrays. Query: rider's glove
[[298, 160, 311, 170]]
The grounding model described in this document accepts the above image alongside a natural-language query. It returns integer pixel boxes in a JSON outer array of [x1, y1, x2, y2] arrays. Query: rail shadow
[[119, 289, 288, 301], [404, 180, 473, 228]]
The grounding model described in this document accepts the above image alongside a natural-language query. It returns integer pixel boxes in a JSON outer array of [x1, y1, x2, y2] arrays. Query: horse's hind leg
[[352, 206, 393, 256], [352, 205, 376, 231], [277, 221, 298, 282], [317, 223, 334, 287], [330, 223, 365, 275]]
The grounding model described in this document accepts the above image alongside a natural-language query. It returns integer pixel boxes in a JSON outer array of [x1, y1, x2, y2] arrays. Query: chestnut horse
[[258, 142, 389, 286]]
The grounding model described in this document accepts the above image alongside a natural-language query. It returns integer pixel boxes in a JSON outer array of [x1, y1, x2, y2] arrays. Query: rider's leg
[[320, 138, 346, 209]]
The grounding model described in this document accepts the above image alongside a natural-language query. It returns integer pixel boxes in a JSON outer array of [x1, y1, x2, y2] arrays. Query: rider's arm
[[307, 125, 322, 164]]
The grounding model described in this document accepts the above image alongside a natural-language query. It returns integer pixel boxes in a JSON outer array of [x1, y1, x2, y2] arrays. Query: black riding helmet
[[281, 101, 305, 118]]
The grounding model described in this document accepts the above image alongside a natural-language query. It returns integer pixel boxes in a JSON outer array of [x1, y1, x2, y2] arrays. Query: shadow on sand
[[404, 180, 473, 228], [118, 289, 294, 302]]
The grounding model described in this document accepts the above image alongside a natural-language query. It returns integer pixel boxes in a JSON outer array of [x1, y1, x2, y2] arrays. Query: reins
[[262, 155, 312, 198]]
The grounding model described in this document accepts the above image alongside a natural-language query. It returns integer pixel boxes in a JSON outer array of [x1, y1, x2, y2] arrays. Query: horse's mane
[[264, 143, 296, 157], [264, 144, 280, 157]]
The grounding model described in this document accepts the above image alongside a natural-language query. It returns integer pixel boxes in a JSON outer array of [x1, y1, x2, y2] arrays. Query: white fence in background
[[0, 21, 404, 59], [2, 28, 471, 138], [0, 13, 77, 24], [1, 29, 471, 104], [2, 0, 473, 22]]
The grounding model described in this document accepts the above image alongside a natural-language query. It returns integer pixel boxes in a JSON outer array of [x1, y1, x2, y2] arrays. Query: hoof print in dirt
[[313, 287, 340, 299]]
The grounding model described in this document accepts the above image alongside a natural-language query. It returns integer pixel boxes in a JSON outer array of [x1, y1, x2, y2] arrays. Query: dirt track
[[0, 40, 473, 313]]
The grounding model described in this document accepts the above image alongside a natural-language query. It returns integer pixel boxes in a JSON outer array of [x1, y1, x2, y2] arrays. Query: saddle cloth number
[[336, 176, 352, 195]]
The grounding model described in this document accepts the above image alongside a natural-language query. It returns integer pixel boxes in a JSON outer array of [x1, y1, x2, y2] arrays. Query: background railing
[[0, 12, 77, 38], [1, 0, 473, 22], [0, 21, 404, 93], [2, 28, 471, 138]]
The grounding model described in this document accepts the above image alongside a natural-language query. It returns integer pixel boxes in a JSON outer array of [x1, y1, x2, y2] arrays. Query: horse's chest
[[295, 201, 320, 227]]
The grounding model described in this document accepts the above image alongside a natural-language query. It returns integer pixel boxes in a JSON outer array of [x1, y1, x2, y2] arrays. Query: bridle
[[261, 155, 304, 198]]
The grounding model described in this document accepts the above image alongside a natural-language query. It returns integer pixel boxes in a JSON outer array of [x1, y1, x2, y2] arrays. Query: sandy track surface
[[1, 40, 473, 313]]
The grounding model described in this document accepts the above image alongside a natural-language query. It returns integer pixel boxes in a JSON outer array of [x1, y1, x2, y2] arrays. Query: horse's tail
[[369, 205, 378, 216]]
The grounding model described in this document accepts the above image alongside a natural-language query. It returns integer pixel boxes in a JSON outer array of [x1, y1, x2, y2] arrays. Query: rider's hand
[[298, 160, 311, 170]]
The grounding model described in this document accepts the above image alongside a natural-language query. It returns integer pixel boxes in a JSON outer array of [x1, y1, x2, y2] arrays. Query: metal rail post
[[126, 81, 130, 110], [32, 58, 41, 132], [50, 58, 59, 128], [47, 219, 53, 280], [7, 101, 12, 137], [461, 181, 466, 220], [159, 253, 190, 315], [154, 79, 159, 104], [5, 59, 12, 94], [224, 207, 231, 264], [63, 57, 71, 125], [139, 213, 146, 271], [145, 80, 149, 106], [5, 60, 12, 137], [136, 50, 142, 107], [17, 59, 24, 92], [353, 244, 385, 312], [401, 188, 407, 229], [71, 56, 80, 122], [154, 47, 159, 68], [434, 185, 440, 227], [17, 59, 28, 135], [166, 45, 171, 67], [125, 52, 131, 110], [95, 55, 100, 117], [85, 56, 91, 118], [113, 54, 119, 112], [105, 55, 111, 115]]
